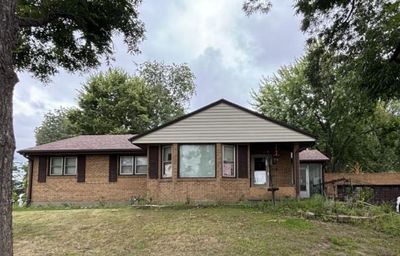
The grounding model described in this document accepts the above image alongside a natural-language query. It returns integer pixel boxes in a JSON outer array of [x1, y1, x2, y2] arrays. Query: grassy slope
[[14, 206, 400, 256]]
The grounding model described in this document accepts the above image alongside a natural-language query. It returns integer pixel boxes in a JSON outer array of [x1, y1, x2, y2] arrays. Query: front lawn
[[13, 203, 400, 255]]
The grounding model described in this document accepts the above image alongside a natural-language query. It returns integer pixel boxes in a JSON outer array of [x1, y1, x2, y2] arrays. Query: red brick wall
[[147, 143, 296, 203], [31, 155, 147, 204], [29, 144, 298, 204]]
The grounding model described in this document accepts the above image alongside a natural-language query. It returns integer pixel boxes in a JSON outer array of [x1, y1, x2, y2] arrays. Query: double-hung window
[[162, 146, 172, 178], [222, 145, 235, 177], [135, 156, 148, 175], [179, 144, 215, 178], [119, 156, 147, 175], [49, 157, 77, 176], [120, 156, 134, 175]]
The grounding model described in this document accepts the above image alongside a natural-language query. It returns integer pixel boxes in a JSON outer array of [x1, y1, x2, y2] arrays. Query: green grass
[[13, 203, 400, 256]]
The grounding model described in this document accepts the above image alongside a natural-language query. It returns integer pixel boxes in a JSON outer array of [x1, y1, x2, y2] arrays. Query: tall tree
[[0, 1, 145, 254], [252, 54, 400, 172], [35, 108, 78, 145], [70, 65, 195, 135], [243, 0, 400, 99]]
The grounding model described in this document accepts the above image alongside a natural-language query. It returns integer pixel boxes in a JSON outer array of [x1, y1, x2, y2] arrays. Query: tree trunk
[[0, 1, 18, 255]]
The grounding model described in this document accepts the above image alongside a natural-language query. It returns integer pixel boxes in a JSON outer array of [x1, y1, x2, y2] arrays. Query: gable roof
[[299, 149, 329, 162], [130, 99, 316, 144], [18, 135, 142, 155]]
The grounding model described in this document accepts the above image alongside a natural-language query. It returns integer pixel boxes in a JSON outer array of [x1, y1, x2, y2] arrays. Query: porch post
[[293, 143, 300, 198]]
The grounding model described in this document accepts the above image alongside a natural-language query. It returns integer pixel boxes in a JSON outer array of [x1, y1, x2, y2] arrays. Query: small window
[[50, 157, 63, 175], [64, 157, 77, 175], [120, 156, 134, 175], [222, 145, 235, 177], [162, 146, 172, 178], [135, 156, 148, 175], [49, 157, 77, 176]]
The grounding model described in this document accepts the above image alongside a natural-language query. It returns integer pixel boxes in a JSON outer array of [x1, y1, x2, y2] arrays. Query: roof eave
[[18, 148, 144, 156]]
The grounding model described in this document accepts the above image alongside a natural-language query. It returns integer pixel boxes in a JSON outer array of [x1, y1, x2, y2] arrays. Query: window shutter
[[238, 145, 249, 178], [109, 155, 118, 182], [77, 155, 86, 182], [148, 146, 159, 179], [38, 156, 47, 183]]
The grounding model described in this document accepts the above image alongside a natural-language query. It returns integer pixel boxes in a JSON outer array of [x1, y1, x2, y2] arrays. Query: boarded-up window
[[238, 145, 248, 178], [109, 155, 118, 182], [148, 146, 159, 179], [38, 156, 47, 183], [77, 156, 86, 182]]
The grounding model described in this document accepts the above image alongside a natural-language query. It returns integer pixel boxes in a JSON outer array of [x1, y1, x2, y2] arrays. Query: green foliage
[[71, 63, 195, 135], [245, 0, 400, 99], [252, 53, 400, 172], [12, 164, 27, 203], [35, 108, 78, 145], [255, 196, 400, 236], [15, 0, 145, 81], [295, 0, 400, 99], [70, 69, 154, 134]]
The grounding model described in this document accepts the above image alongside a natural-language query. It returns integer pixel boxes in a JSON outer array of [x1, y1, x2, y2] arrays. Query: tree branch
[[18, 12, 76, 28], [18, 16, 50, 27]]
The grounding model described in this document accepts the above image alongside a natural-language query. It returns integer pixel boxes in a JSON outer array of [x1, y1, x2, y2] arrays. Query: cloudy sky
[[13, 0, 305, 163]]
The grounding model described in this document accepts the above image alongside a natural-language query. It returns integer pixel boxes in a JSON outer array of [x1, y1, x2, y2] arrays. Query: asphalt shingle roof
[[18, 135, 142, 154], [299, 149, 329, 162]]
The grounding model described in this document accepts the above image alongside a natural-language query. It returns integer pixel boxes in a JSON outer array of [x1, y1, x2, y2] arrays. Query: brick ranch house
[[19, 99, 328, 205]]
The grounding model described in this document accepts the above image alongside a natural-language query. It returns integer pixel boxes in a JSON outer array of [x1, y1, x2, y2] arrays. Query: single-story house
[[19, 99, 328, 205]]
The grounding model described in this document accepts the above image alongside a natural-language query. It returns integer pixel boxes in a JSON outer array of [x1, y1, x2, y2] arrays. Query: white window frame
[[162, 145, 172, 178], [119, 156, 134, 175], [49, 156, 77, 176], [135, 156, 148, 175], [222, 144, 236, 178], [49, 157, 64, 176], [64, 157, 77, 176]]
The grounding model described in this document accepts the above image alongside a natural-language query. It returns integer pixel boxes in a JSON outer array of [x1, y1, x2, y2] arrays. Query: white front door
[[299, 165, 310, 198]]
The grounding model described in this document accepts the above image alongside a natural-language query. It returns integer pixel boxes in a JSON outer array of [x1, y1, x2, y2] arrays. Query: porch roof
[[299, 149, 329, 162]]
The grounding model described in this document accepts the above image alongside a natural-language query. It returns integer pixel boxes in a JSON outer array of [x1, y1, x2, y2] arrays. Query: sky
[[13, 0, 306, 163]]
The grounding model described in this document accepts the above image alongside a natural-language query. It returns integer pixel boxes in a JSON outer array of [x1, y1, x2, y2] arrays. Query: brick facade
[[29, 143, 298, 205], [31, 155, 147, 204]]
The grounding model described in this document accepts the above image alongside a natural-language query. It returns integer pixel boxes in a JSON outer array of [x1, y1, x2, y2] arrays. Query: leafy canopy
[[252, 53, 400, 172], [15, 0, 145, 80], [244, 0, 400, 99], [35, 108, 78, 145]]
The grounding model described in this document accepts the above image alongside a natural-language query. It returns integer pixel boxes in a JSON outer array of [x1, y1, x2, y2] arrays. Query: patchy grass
[[14, 205, 400, 256]]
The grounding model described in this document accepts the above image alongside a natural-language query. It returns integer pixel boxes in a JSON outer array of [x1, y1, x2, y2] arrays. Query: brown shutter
[[238, 145, 249, 178], [109, 155, 118, 182], [148, 146, 159, 179], [38, 156, 47, 183], [77, 155, 86, 182]]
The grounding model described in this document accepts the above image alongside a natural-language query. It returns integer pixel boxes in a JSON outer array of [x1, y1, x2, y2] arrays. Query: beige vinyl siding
[[133, 102, 315, 143]]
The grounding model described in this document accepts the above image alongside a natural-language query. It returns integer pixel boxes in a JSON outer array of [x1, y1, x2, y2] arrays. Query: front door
[[299, 165, 309, 198], [251, 155, 269, 187], [300, 163, 323, 198]]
